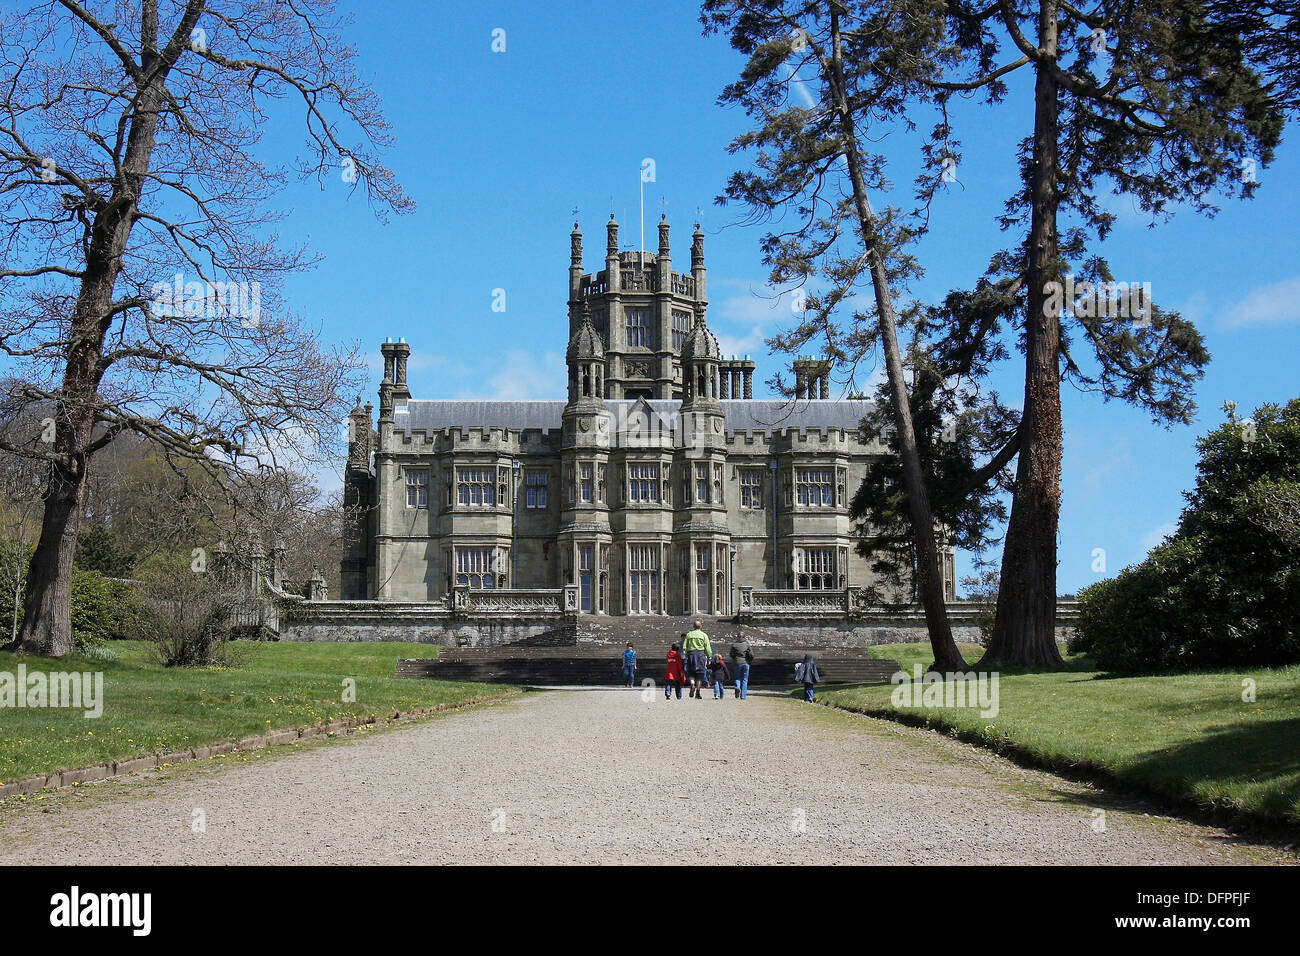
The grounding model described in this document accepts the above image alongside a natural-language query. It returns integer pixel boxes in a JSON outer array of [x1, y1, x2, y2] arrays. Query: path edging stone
[[0, 690, 523, 800]]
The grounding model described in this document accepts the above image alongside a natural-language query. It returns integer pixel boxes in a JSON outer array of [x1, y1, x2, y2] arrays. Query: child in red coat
[[664, 642, 685, 700]]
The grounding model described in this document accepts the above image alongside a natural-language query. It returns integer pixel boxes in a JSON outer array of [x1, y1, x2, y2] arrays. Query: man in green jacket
[[681, 620, 712, 699]]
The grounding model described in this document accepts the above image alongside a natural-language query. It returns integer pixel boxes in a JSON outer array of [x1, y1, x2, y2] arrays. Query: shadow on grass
[[1116, 716, 1300, 822]]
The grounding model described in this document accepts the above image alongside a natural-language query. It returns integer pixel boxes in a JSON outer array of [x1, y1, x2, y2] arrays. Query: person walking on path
[[729, 631, 754, 699], [682, 621, 713, 700], [621, 643, 638, 688], [664, 643, 685, 700], [796, 652, 820, 703], [708, 654, 731, 699]]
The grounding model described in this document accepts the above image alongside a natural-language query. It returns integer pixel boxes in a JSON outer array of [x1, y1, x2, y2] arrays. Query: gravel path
[[0, 688, 1293, 865]]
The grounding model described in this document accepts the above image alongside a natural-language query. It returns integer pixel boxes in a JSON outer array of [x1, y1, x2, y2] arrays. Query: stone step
[[398, 655, 902, 686], [525, 614, 819, 650], [438, 645, 882, 660]]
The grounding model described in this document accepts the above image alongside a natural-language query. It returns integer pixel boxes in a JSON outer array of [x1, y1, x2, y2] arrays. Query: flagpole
[[638, 167, 644, 270]]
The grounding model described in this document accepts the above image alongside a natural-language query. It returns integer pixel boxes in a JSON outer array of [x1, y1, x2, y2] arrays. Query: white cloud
[[1222, 275, 1300, 329], [715, 325, 766, 359], [709, 281, 802, 360], [1078, 439, 1134, 495], [1175, 289, 1208, 328], [461, 350, 567, 400], [1138, 520, 1177, 554]]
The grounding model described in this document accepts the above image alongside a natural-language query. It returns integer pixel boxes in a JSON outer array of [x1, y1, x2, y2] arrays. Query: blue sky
[[255, 1, 1300, 594]]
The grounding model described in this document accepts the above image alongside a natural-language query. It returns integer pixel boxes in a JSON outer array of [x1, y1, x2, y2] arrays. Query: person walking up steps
[[682, 621, 712, 700], [664, 643, 685, 700], [729, 630, 754, 699]]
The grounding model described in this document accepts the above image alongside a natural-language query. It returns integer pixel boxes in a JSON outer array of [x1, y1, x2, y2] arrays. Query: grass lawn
[[0, 640, 507, 784], [827, 643, 1300, 828]]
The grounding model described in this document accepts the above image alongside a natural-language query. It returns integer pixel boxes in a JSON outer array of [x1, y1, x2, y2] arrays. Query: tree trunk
[[10, 48, 166, 655], [12, 463, 84, 656], [829, 8, 966, 673], [980, 0, 1064, 669]]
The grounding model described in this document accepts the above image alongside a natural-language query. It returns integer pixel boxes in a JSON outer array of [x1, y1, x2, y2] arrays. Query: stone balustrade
[[449, 585, 577, 617], [277, 585, 578, 645], [737, 586, 1080, 626]]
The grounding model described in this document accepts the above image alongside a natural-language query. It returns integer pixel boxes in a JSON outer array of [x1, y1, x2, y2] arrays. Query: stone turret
[[681, 314, 721, 406], [271, 534, 287, 589], [568, 221, 584, 317], [691, 221, 707, 308], [570, 212, 710, 401], [306, 567, 328, 601], [566, 301, 605, 404], [560, 295, 613, 613], [346, 396, 373, 474]]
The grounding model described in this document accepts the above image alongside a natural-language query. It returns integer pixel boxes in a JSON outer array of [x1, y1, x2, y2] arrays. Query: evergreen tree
[[920, 0, 1281, 666], [702, 0, 972, 671]]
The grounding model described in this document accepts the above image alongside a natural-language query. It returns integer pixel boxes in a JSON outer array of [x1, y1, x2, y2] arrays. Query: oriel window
[[457, 467, 496, 506], [795, 467, 834, 507], [628, 462, 660, 502]]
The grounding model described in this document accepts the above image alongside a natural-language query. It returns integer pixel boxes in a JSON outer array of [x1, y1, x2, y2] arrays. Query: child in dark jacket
[[798, 652, 821, 702], [708, 654, 731, 699]]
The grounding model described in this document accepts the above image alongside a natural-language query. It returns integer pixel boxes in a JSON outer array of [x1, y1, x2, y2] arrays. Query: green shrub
[[1075, 400, 1300, 672], [74, 523, 137, 577], [69, 570, 150, 649]]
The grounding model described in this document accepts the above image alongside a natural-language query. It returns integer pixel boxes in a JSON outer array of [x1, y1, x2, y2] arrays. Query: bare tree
[[0, 1, 412, 655]]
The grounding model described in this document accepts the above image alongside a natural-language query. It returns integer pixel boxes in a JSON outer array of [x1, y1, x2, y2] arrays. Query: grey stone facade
[[340, 216, 956, 612]]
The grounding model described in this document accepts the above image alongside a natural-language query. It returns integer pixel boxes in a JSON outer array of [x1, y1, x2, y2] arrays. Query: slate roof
[[396, 398, 875, 438]]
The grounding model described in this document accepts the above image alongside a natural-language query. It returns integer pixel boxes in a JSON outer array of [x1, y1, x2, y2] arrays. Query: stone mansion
[[339, 215, 956, 614]]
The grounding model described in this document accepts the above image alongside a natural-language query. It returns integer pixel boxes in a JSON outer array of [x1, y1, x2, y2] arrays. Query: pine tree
[[924, 0, 1281, 666], [703, 0, 971, 671]]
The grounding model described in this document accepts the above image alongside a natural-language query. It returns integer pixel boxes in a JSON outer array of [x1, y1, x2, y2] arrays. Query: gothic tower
[[566, 215, 708, 401]]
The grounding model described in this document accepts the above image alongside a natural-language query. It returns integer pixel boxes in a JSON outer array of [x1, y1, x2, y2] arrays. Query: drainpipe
[[769, 457, 779, 589], [729, 541, 737, 614], [511, 457, 520, 587]]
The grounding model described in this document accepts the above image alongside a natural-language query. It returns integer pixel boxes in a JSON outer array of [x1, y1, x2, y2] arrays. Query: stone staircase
[[398, 615, 903, 685]]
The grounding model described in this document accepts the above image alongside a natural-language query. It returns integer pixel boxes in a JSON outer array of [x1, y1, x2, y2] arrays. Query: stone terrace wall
[[281, 603, 574, 647], [737, 597, 1080, 648], [280, 587, 577, 647], [279, 589, 1078, 649]]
